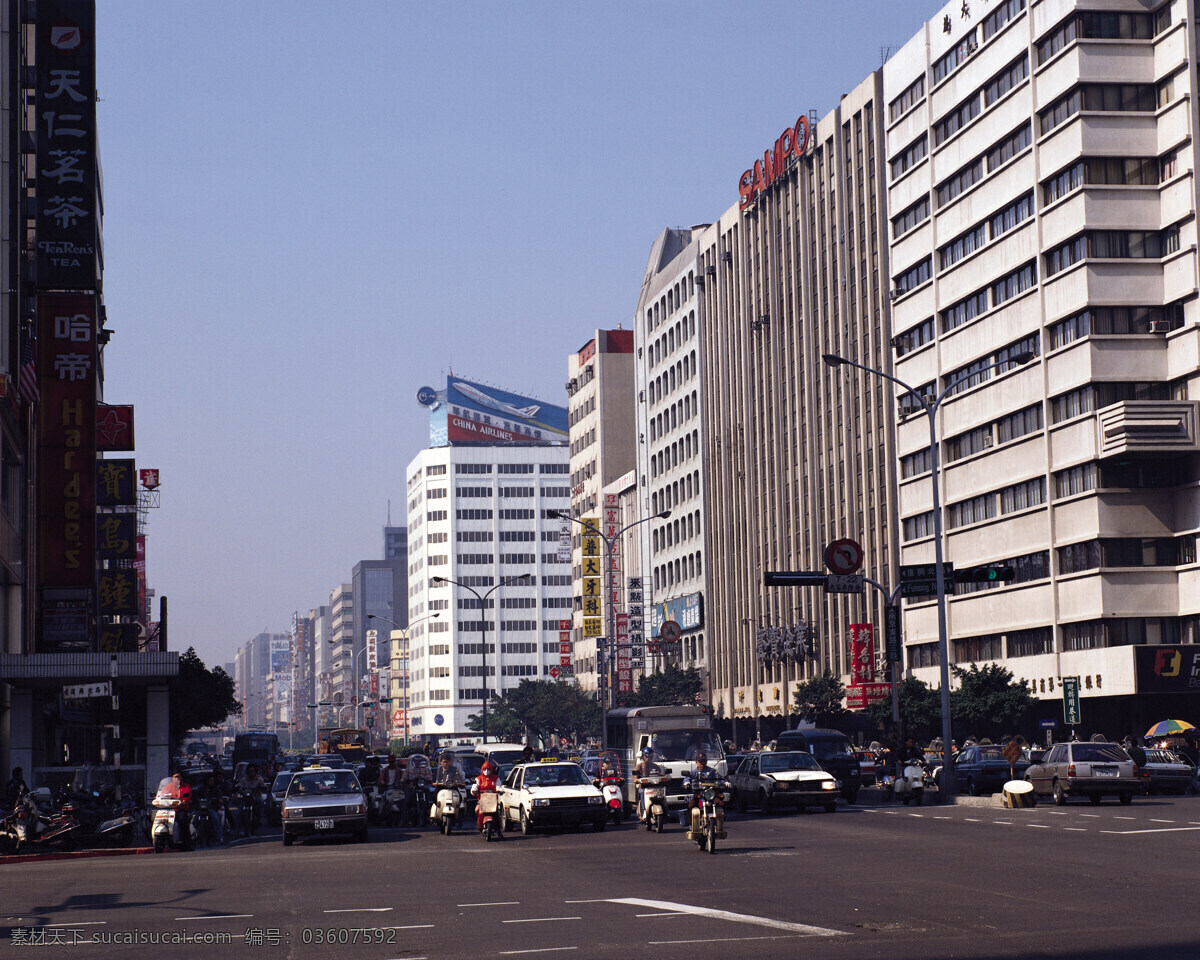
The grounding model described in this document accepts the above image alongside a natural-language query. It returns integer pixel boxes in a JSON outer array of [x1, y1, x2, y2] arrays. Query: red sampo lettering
[[738, 114, 812, 209]]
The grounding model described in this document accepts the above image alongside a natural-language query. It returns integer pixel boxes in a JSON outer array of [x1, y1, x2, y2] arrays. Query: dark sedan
[[1138, 748, 1195, 795], [954, 745, 1031, 796]]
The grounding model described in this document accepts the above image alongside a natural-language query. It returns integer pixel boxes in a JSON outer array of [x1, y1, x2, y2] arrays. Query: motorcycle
[[594, 772, 625, 823], [430, 784, 463, 835], [894, 762, 927, 806], [472, 787, 503, 842], [380, 784, 407, 827], [683, 776, 728, 854], [2, 790, 81, 853], [150, 777, 191, 853], [409, 778, 434, 827], [60, 798, 138, 848], [637, 774, 669, 833], [189, 795, 225, 847]]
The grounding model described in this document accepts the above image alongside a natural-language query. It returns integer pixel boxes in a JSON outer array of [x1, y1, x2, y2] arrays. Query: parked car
[[499, 761, 606, 834], [280, 766, 368, 845], [729, 752, 839, 813], [1025, 742, 1141, 805], [953, 744, 1032, 796], [775, 729, 862, 802], [854, 749, 882, 783], [1138, 748, 1195, 795]]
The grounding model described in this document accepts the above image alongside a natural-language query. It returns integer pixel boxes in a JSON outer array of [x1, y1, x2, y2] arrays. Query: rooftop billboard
[[419, 376, 568, 447]]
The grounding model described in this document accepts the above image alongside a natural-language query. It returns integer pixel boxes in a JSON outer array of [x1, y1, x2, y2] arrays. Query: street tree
[[793, 670, 849, 727], [467, 679, 599, 745], [950, 663, 1034, 741], [864, 676, 942, 744], [629, 665, 703, 708], [171, 647, 240, 751]]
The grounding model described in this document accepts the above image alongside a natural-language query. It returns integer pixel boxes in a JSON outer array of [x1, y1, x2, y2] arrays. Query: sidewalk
[[854, 784, 1003, 808]]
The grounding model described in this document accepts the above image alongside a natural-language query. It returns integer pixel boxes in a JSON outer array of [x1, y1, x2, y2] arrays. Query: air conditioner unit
[[982, 435, 993, 449], [1149, 320, 1170, 334], [889, 289, 899, 302], [706, 265, 716, 277], [721, 251, 733, 263]]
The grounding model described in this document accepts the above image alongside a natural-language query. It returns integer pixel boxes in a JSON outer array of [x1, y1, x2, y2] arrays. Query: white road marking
[[1079, 814, 1101, 818], [908, 814, 925, 818], [636, 913, 688, 918], [963, 818, 980, 822], [649, 935, 805, 945], [502, 917, 582, 924], [324, 907, 393, 913], [1027, 824, 1051, 829], [458, 901, 520, 907], [173, 915, 252, 921], [1064, 827, 1087, 832], [1149, 819, 1175, 824], [46, 922, 107, 927], [1099, 827, 1200, 836], [499, 948, 578, 955], [993, 821, 1013, 825], [608, 899, 845, 937], [933, 816, 951, 820], [1113, 817, 1136, 820]]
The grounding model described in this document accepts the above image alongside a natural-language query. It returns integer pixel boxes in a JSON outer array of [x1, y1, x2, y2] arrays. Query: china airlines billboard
[[443, 376, 567, 446]]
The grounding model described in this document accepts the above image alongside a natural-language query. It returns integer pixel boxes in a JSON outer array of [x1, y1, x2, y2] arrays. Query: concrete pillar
[[8, 686, 34, 784], [146, 684, 170, 798]]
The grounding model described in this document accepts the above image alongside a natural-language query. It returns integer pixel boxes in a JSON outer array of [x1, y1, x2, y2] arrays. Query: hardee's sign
[[738, 114, 813, 209]]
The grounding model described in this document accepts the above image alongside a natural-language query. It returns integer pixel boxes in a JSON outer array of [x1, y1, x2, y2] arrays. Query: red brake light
[[1067, 764, 1076, 778]]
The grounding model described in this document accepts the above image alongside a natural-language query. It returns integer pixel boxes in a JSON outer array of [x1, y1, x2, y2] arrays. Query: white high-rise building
[[404, 444, 572, 740]]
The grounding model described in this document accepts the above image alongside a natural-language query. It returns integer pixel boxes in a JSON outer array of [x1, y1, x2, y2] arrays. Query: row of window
[[1040, 83, 1157, 138], [1050, 381, 1171, 424], [455, 486, 571, 499], [453, 552, 568, 565], [1045, 228, 1181, 277], [1037, 10, 1165, 66], [1059, 536, 1197, 575]]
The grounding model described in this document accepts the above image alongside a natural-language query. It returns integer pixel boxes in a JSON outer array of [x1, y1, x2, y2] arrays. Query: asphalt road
[[2, 795, 1198, 960]]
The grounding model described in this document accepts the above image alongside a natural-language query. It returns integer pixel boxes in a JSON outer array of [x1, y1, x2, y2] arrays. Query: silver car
[[280, 767, 368, 845], [1026, 742, 1141, 805]]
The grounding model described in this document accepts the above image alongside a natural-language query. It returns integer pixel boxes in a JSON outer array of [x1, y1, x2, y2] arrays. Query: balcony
[[1097, 400, 1199, 457]]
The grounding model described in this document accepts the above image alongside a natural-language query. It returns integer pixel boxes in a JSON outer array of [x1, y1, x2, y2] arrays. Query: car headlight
[[534, 798, 550, 807], [588, 796, 603, 805], [821, 781, 837, 791], [349, 804, 365, 815], [281, 808, 297, 819]]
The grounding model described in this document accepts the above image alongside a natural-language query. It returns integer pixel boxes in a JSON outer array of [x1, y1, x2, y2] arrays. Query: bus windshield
[[648, 730, 723, 762]]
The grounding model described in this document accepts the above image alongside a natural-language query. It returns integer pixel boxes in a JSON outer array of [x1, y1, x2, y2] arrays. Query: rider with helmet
[[680, 751, 719, 827], [633, 747, 664, 821], [472, 760, 502, 834]]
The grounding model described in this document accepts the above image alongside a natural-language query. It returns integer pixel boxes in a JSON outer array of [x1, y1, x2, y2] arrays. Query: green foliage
[[628, 665, 703, 708], [172, 647, 240, 751], [793, 670, 848, 726], [466, 679, 600, 745], [865, 676, 942, 744], [950, 663, 1034, 740]]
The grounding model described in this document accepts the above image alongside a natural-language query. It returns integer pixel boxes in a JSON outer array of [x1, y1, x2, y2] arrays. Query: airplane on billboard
[[453, 380, 541, 421]]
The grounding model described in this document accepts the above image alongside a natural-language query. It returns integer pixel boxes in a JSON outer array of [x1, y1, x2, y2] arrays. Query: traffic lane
[[3, 816, 1199, 960]]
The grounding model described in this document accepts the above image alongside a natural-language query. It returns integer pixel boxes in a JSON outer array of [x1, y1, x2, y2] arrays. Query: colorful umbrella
[[1145, 719, 1196, 738]]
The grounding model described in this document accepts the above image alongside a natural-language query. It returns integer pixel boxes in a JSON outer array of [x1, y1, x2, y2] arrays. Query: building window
[[893, 257, 932, 296], [986, 122, 1032, 172], [989, 193, 1033, 240], [891, 196, 930, 239], [1000, 477, 1046, 514], [888, 74, 925, 122], [1008, 627, 1052, 657], [982, 0, 1025, 42], [936, 158, 983, 207], [934, 94, 981, 146], [983, 54, 1028, 106], [894, 318, 934, 358], [889, 134, 928, 180], [933, 32, 978, 84], [990, 262, 1036, 307]]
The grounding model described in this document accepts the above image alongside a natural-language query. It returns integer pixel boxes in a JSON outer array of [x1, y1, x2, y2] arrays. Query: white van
[[475, 742, 532, 769]]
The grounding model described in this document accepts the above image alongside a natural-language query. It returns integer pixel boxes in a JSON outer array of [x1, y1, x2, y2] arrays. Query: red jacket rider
[[474, 762, 500, 831]]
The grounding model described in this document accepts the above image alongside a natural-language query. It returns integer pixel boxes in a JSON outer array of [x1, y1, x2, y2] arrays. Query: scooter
[[473, 788, 504, 842], [637, 774, 669, 833], [380, 784, 407, 827], [2, 790, 81, 852], [430, 784, 463, 835], [894, 762, 927, 806], [61, 798, 137, 848], [683, 776, 728, 854], [150, 777, 191, 853], [595, 773, 625, 823], [410, 779, 434, 827]]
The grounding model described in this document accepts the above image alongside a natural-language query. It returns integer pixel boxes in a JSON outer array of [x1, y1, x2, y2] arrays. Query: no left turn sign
[[824, 538, 864, 576]]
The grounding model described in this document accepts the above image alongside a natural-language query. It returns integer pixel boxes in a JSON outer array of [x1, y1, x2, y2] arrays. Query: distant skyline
[[94, 1, 931, 667]]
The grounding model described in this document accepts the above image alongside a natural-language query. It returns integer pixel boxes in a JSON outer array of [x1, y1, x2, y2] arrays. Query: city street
[[2, 795, 1197, 960]]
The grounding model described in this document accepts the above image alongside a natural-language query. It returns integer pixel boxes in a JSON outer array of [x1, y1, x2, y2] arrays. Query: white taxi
[[500, 761, 607, 834]]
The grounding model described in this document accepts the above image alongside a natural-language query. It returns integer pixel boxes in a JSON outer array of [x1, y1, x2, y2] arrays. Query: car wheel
[[1118, 792, 1133, 806], [519, 807, 531, 837], [282, 830, 293, 847], [1089, 793, 1101, 806], [1052, 780, 1066, 806], [358, 826, 369, 842]]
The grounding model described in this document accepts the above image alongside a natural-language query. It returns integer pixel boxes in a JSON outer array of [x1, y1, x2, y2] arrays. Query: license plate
[[1093, 768, 1116, 777], [314, 818, 335, 829]]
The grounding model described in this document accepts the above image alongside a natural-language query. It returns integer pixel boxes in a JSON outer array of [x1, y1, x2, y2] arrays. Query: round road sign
[[824, 538, 864, 576], [660, 620, 683, 643]]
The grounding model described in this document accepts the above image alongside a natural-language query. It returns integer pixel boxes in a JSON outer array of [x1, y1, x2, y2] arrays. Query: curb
[[0, 845, 155, 865]]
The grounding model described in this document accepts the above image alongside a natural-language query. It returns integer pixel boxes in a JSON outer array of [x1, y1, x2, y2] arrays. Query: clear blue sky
[[95, 1, 931, 669]]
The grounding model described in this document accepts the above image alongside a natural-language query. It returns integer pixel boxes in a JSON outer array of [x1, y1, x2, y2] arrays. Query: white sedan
[[730, 752, 840, 813], [499, 762, 608, 834]]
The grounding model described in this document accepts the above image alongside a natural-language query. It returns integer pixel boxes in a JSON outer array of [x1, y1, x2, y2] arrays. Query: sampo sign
[[738, 114, 813, 209]]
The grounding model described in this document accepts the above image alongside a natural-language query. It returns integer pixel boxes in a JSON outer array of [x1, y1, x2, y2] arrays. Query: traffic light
[[956, 565, 1015, 583]]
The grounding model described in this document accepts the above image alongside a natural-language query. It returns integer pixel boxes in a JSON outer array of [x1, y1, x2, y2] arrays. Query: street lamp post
[[432, 573, 532, 744], [822, 349, 1034, 799], [366, 611, 441, 746], [551, 509, 671, 750]]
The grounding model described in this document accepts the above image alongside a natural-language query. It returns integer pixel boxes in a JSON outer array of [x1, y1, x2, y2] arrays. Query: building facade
[[700, 73, 899, 743], [404, 443, 572, 739], [884, 0, 1200, 732]]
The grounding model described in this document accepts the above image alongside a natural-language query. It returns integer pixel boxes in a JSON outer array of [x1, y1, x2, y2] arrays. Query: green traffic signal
[[958, 565, 1016, 583]]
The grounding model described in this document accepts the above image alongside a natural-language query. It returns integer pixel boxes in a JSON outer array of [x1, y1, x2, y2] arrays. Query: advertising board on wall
[[428, 376, 568, 447]]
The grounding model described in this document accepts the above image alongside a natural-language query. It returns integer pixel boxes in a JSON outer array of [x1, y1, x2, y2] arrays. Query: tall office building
[[883, 0, 1199, 730], [565, 329, 637, 694], [700, 73, 898, 742], [633, 231, 712, 688], [404, 377, 571, 740]]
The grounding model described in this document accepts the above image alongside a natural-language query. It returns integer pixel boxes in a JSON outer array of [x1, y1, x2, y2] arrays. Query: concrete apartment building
[[884, 0, 1200, 732], [698, 74, 898, 744], [565, 329, 637, 694], [404, 441, 572, 740], [633, 232, 713, 688]]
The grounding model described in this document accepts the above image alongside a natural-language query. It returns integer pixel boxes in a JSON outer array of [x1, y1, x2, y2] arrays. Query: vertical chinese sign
[[96, 459, 138, 651], [36, 296, 97, 649]]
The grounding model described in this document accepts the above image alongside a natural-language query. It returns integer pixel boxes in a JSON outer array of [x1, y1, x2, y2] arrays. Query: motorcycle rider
[[434, 753, 465, 789], [171, 768, 194, 851], [472, 760, 502, 834], [195, 773, 226, 845], [234, 763, 266, 835], [633, 747, 663, 821], [4, 766, 29, 808], [680, 751, 719, 828]]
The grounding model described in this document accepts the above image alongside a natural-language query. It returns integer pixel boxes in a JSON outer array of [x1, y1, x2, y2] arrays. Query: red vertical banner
[[849, 624, 875, 685], [37, 295, 97, 589], [616, 613, 632, 692]]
